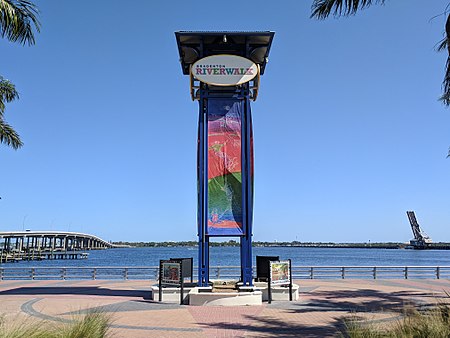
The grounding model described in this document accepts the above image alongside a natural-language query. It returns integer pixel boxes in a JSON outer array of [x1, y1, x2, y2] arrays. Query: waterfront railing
[[1, 266, 449, 281]]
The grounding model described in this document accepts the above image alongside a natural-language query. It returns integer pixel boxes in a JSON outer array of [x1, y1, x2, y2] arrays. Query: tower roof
[[175, 31, 275, 75]]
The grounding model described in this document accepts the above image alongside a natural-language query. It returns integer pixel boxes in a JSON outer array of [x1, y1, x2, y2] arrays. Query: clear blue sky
[[1, 1, 449, 243]]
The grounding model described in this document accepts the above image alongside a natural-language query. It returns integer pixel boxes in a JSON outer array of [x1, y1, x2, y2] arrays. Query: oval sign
[[192, 55, 258, 86]]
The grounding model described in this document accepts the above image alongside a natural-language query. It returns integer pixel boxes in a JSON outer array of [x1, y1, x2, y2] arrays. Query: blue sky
[[1, 1, 449, 243]]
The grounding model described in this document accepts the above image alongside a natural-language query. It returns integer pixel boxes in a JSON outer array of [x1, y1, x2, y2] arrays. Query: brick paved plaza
[[0, 279, 449, 337]]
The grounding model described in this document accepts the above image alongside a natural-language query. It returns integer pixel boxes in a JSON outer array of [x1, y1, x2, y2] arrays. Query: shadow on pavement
[[0, 287, 153, 300], [290, 288, 441, 313], [197, 315, 347, 338], [196, 287, 444, 337]]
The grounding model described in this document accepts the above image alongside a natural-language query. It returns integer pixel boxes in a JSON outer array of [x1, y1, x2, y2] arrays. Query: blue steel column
[[197, 99, 203, 285], [197, 95, 206, 286], [203, 93, 210, 286], [240, 90, 253, 286], [198, 91, 210, 287]]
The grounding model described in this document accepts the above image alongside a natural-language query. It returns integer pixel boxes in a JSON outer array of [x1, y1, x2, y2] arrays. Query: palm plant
[[311, 0, 450, 106], [0, 77, 23, 149], [0, 0, 40, 45], [0, 0, 40, 149]]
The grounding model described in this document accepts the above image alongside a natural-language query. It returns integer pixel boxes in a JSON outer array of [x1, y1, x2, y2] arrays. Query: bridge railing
[[0, 266, 449, 281]]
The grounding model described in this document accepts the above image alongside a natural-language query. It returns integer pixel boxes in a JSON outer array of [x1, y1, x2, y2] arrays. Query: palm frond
[[440, 57, 450, 106], [440, 14, 450, 106], [311, 0, 385, 19], [0, 0, 40, 45], [436, 37, 447, 52], [0, 118, 23, 149], [0, 76, 19, 115]]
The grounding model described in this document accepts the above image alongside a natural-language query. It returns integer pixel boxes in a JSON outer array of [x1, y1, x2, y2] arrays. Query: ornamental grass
[[0, 311, 111, 338], [343, 295, 450, 338]]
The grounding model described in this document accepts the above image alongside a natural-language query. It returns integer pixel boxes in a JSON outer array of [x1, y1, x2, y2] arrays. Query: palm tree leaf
[[0, 76, 19, 115], [435, 37, 447, 53], [440, 13, 450, 106], [311, 0, 385, 19], [440, 57, 450, 106], [0, 118, 22, 149], [0, 0, 40, 45]]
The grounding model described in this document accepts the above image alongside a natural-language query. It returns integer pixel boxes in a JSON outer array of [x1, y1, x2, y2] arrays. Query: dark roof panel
[[175, 31, 275, 75]]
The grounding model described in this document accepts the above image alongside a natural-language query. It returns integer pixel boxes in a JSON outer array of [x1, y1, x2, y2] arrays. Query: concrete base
[[189, 286, 262, 306], [254, 282, 300, 301], [150, 283, 196, 304], [151, 282, 299, 305]]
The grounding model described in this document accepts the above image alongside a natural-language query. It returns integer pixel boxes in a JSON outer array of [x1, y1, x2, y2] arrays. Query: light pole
[[22, 215, 28, 231]]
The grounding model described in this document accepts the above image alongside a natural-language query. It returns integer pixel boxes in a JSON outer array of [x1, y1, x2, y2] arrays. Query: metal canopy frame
[[175, 31, 274, 287], [175, 31, 275, 75]]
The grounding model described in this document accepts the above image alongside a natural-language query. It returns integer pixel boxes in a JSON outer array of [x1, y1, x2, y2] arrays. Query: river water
[[2, 247, 450, 267]]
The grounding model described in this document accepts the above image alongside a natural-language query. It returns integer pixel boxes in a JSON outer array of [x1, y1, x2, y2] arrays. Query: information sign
[[270, 260, 290, 286], [161, 261, 181, 285]]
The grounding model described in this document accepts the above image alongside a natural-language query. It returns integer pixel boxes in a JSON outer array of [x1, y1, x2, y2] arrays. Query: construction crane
[[406, 211, 432, 249]]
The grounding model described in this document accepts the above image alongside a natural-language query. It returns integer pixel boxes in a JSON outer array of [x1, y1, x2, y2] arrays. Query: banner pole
[[268, 261, 272, 304], [289, 258, 293, 301], [180, 263, 184, 305], [203, 94, 209, 286], [158, 260, 162, 302]]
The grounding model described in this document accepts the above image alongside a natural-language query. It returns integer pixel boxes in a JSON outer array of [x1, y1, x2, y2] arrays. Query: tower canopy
[[175, 31, 275, 75]]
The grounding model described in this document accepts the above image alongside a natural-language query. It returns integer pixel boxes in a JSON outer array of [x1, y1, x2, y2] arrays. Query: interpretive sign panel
[[256, 255, 280, 281], [161, 261, 181, 285], [159, 259, 185, 304], [192, 55, 258, 86], [268, 259, 293, 303], [270, 260, 290, 286], [170, 257, 193, 282]]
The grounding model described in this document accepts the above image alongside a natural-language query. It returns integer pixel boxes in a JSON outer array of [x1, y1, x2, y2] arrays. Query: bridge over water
[[0, 231, 120, 263]]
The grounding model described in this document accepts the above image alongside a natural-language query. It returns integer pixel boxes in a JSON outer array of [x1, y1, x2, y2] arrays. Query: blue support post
[[197, 96, 209, 286], [240, 93, 253, 286]]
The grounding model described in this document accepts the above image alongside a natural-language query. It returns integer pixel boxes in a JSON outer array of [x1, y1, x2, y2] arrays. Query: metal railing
[[0, 266, 449, 281], [291, 266, 450, 280]]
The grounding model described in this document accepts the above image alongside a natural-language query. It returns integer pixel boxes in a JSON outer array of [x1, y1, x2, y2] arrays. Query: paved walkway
[[0, 279, 449, 337]]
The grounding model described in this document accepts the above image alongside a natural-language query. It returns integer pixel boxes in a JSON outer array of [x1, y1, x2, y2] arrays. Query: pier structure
[[0, 231, 116, 263]]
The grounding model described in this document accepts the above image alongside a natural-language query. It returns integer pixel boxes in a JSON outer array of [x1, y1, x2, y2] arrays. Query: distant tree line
[[112, 240, 240, 247], [111, 240, 427, 249]]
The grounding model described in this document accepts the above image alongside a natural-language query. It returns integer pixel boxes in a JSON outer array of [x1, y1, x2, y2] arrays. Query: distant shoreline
[[111, 240, 450, 250]]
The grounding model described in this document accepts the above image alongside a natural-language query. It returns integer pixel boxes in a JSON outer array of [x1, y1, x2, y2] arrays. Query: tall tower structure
[[175, 31, 274, 286]]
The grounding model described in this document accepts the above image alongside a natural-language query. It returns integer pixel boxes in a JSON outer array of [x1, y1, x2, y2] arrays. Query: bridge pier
[[0, 231, 117, 263]]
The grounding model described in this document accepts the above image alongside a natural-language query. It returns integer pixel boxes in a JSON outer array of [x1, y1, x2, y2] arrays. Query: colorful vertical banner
[[207, 99, 244, 235]]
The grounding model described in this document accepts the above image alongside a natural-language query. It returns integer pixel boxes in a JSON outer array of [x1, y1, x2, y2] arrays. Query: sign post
[[175, 31, 275, 287], [159, 260, 184, 304], [268, 259, 292, 303], [289, 259, 293, 301]]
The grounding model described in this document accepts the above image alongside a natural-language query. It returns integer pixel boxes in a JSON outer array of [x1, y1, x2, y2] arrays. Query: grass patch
[[0, 311, 111, 338], [342, 300, 450, 338]]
